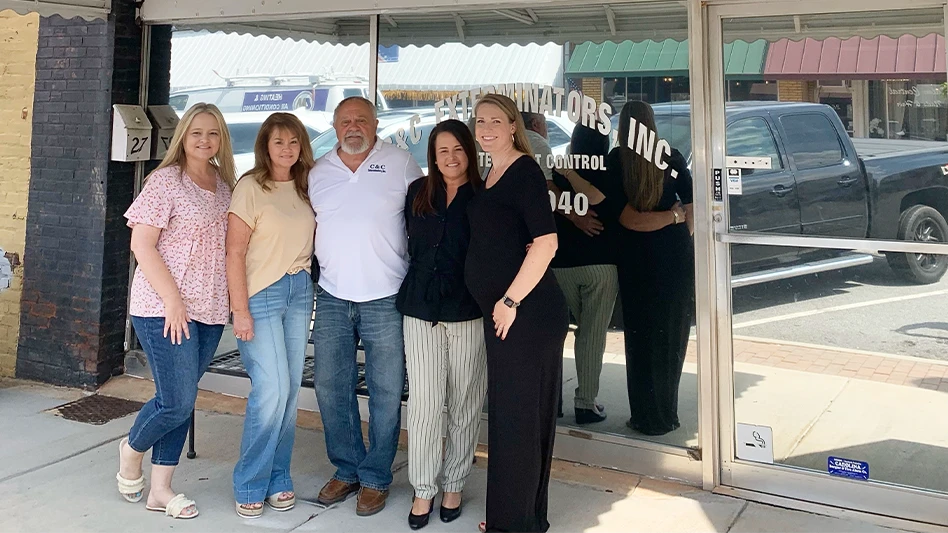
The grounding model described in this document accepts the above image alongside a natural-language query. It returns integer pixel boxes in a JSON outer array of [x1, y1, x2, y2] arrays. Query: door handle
[[771, 184, 794, 198], [838, 176, 859, 187]]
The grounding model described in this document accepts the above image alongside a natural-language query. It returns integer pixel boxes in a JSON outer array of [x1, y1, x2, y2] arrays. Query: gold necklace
[[488, 152, 517, 180]]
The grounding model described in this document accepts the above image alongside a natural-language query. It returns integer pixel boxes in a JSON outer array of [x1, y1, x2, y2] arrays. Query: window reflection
[[376, 5, 697, 449]]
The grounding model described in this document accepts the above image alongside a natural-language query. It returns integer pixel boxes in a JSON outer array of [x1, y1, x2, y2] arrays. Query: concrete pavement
[[0, 377, 923, 533]]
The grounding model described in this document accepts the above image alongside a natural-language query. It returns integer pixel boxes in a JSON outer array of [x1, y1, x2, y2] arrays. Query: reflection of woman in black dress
[[597, 101, 695, 436], [464, 93, 569, 533]]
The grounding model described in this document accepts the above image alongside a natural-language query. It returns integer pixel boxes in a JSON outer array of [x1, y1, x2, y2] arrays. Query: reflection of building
[[871, 80, 948, 140], [766, 34, 948, 141], [170, 30, 946, 141], [567, 34, 947, 140], [566, 39, 776, 108], [170, 31, 565, 110]]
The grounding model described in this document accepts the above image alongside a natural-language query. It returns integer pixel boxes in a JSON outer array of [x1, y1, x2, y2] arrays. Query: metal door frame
[[695, 0, 948, 526]]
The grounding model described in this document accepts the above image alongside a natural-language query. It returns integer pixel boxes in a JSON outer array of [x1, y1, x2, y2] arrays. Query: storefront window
[[603, 77, 626, 110], [868, 80, 887, 138], [728, 80, 778, 102], [378, 3, 696, 450], [166, 6, 700, 452], [625, 76, 644, 102], [869, 79, 948, 141], [885, 80, 948, 141]]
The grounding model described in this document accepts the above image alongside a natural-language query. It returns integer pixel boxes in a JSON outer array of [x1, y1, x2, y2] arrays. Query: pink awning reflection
[[764, 34, 946, 80]]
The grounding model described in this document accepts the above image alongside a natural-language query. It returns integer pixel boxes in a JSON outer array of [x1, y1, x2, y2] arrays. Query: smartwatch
[[502, 295, 520, 308]]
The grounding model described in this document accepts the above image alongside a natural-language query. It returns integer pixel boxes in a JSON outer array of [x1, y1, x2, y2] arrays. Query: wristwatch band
[[502, 295, 520, 308]]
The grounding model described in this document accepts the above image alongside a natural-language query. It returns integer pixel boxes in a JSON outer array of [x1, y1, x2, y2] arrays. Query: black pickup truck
[[627, 101, 948, 285]]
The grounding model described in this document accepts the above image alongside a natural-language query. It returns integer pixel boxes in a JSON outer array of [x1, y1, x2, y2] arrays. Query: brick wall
[[0, 11, 39, 377], [581, 78, 603, 105], [16, 2, 173, 388], [778, 80, 818, 102]]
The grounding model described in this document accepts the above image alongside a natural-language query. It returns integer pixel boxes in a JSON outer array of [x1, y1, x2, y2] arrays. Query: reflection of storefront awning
[[764, 34, 947, 80], [0, 0, 109, 19], [565, 39, 767, 79], [146, 2, 690, 46], [171, 31, 563, 97], [171, 31, 369, 91], [378, 43, 563, 94]]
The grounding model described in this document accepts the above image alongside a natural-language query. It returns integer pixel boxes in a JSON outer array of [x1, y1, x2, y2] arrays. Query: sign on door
[[736, 423, 774, 464]]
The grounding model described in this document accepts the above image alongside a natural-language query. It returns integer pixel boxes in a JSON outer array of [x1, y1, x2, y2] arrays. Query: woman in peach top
[[227, 113, 316, 518], [115, 103, 236, 519]]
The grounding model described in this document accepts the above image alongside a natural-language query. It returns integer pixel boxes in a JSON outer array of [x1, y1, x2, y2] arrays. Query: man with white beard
[[307, 96, 424, 516]]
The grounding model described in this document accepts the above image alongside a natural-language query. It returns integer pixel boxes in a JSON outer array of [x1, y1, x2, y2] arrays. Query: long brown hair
[[617, 101, 664, 211], [240, 112, 314, 202], [413, 119, 483, 216], [151, 102, 236, 189], [473, 93, 534, 157]]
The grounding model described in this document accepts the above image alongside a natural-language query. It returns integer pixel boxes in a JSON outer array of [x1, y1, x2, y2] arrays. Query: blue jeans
[[312, 285, 405, 491], [128, 317, 224, 466], [233, 271, 314, 504]]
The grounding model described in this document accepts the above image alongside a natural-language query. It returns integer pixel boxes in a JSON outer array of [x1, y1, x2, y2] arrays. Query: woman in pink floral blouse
[[115, 103, 236, 520]]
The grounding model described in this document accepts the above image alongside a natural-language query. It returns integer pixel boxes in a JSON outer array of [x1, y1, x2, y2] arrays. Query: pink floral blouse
[[124, 165, 232, 325]]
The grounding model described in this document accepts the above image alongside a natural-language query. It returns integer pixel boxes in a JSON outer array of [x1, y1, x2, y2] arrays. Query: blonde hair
[[152, 103, 236, 189], [240, 112, 314, 202], [473, 93, 534, 156]]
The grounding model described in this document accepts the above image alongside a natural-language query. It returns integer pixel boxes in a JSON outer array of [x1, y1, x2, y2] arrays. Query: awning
[[764, 34, 947, 80], [0, 0, 108, 20], [377, 43, 563, 91], [566, 39, 767, 79], [170, 30, 564, 93], [151, 1, 690, 47], [170, 30, 368, 91]]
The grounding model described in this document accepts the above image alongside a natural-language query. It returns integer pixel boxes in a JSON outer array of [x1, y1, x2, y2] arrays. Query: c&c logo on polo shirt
[[368, 164, 387, 173]]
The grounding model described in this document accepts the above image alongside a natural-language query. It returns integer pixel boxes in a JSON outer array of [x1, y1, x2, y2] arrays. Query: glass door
[[706, 0, 948, 525]]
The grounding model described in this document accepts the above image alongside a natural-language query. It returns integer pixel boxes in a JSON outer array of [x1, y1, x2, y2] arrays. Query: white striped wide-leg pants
[[404, 316, 487, 500]]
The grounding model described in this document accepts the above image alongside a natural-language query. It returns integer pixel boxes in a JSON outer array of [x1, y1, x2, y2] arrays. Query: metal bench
[[187, 293, 410, 458]]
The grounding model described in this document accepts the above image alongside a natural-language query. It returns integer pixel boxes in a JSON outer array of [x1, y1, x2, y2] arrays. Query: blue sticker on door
[[827, 456, 869, 480]]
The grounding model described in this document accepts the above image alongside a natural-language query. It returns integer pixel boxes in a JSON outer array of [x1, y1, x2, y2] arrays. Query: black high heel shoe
[[440, 502, 462, 523], [408, 499, 433, 530]]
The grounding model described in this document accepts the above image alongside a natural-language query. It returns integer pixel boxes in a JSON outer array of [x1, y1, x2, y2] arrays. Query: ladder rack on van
[[222, 73, 370, 87]]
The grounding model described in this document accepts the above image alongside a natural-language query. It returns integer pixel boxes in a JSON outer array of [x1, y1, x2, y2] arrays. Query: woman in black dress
[[464, 93, 569, 533], [597, 101, 695, 436]]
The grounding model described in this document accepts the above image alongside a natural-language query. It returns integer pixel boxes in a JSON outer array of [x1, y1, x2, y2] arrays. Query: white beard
[[340, 134, 370, 155]]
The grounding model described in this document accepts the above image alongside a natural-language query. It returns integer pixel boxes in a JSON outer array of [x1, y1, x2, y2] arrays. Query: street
[[731, 254, 948, 361]]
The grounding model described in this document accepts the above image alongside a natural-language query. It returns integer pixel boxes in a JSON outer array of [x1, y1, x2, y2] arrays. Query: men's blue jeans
[[128, 317, 224, 466], [233, 271, 314, 504], [312, 285, 405, 491]]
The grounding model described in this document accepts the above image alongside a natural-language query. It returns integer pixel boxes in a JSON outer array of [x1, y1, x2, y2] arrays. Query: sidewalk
[[0, 377, 920, 533]]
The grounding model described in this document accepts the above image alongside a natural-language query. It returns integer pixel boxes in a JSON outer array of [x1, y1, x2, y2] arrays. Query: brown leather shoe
[[356, 486, 388, 516], [317, 479, 360, 506]]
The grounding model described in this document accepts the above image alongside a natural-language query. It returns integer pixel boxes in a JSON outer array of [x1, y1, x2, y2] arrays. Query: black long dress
[[598, 148, 696, 436], [464, 155, 569, 533]]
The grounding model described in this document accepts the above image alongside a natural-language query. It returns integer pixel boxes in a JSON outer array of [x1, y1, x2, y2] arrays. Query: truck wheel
[[885, 205, 948, 284]]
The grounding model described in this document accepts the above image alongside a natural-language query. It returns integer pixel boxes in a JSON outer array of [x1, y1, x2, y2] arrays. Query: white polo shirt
[[309, 138, 424, 302]]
